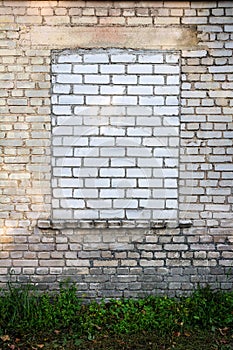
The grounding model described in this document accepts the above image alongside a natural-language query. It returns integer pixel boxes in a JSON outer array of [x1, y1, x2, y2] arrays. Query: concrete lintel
[[31, 26, 198, 49]]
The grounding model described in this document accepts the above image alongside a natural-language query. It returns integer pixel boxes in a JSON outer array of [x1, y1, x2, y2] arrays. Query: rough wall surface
[[51, 49, 180, 223], [0, 0, 233, 297]]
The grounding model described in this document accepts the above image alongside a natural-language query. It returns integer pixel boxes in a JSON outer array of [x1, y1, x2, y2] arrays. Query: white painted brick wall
[[51, 49, 180, 222]]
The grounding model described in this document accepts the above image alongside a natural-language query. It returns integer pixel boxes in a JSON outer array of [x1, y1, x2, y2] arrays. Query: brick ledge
[[37, 219, 192, 230]]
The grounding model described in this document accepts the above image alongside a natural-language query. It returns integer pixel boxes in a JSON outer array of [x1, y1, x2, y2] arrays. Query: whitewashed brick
[[139, 75, 164, 85], [126, 168, 152, 177], [99, 210, 125, 219], [127, 147, 152, 157], [126, 189, 151, 198], [53, 209, 72, 219], [140, 199, 165, 209], [152, 189, 169, 198], [154, 65, 179, 74], [84, 158, 109, 167], [101, 106, 126, 115], [74, 148, 99, 157], [85, 178, 110, 188], [165, 96, 179, 106], [127, 106, 153, 116], [59, 95, 84, 104], [87, 200, 112, 208], [100, 86, 125, 95], [73, 64, 98, 73], [100, 64, 125, 74], [53, 126, 73, 135], [182, 50, 207, 58], [56, 116, 81, 126], [100, 189, 124, 198], [73, 85, 98, 94], [56, 158, 82, 167], [165, 53, 180, 63], [86, 96, 111, 105], [51, 49, 180, 223], [61, 199, 85, 208], [126, 209, 151, 220], [100, 169, 125, 177], [53, 167, 72, 177], [138, 158, 163, 167], [110, 116, 135, 126], [90, 137, 114, 146], [58, 54, 82, 63], [139, 96, 164, 105], [153, 106, 179, 115], [136, 116, 161, 126], [112, 75, 137, 84], [116, 137, 141, 146], [154, 86, 180, 95], [167, 75, 180, 85], [111, 158, 136, 167], [83, 54, 109, 63], [112, 96, 137, 105], [126, 127, 152, 137], [113, 199, 138, 208], [53, 84, 70, 94], [53, 188, 72, 199], [127, 64, 153, 74], [100, 147, 125, 157], [82, 117, 109, 126], [111, 179, 137, 187], [164, 179, 177, 188], [128, 86, 153, 95], [63, 136, 88, 146], [52, 64, 71, 73], [57, 74, 82, 84], [139, 178, 163, 187], [74, 210, 98, 219], [74, 106, 99, 116], [53, 147, 73, 157], [74, 168, 98, 177], [153, 127, 179, 137], [143, 137, 168, 147], [138, 54, 163, 63], [74, 189, 98, 198], [111, 54, 136, 63], [52, 105, 72, 115], [85, 75, 109, 84]]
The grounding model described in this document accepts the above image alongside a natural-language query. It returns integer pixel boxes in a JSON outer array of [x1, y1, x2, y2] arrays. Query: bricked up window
[[51, 49, 180, 226]]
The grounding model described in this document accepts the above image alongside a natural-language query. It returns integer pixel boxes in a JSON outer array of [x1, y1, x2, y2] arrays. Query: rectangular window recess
[[51, 48, 181, 229]]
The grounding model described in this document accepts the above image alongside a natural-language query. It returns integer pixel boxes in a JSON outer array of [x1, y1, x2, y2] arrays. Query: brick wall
[[0, 1, 233, 297], [51, 49, 180, 223]]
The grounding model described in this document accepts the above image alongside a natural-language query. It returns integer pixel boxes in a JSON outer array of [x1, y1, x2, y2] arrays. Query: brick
[[128, 86, 153, 95], [139, 96, 164, 105], [127, 64, 153, 74], [84, 54, 109, 63], [112, 96, 137, 105], [52, 105, 72, 115], [139, 75, 164, 85], [56, 74, 82, 84], [59, 95, 83, 104], [1, 11, 231, 296], [111, 54, 136, 63], [84, 75, 109, 84], [100, 64, 125, 74], [100, 85, 125, 95], [112, 75, 137, 84], [73, 64, 98, 73], [138, 53, 163, 63]]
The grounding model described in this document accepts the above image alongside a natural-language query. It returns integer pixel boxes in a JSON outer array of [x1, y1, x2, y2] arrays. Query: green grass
[[0, 282, 233, 349]]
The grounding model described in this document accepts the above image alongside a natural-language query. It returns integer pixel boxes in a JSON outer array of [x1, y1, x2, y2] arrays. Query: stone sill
[[37, 219, 192, 230]]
